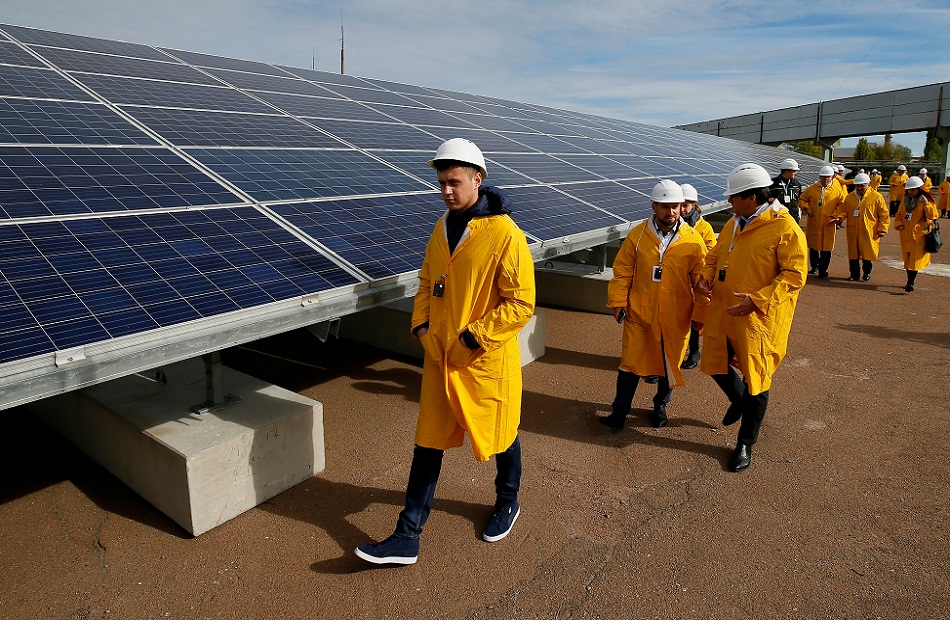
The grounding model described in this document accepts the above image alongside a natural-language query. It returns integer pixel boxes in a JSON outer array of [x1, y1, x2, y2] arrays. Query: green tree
[[853, 137, 874, 160], [924, 137, 943, 161], [784, 140, 823, 158]]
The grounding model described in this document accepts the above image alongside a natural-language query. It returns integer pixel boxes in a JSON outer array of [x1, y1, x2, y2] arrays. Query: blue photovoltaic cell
[[205, 67, 341, 98], [124, 107, 348, 148], [0, 99, 158, 146], [366, 104, 477, 129], [36, 47, 220, 85], [424, 127, 538, 154], [496, 132, 590, 154], [401, 94, 488, 115], [187, 148, 434, 202], [449, 112, 535, 133], [360, 78, 438, 97], [3, 24, 171, 61], [501, 185, 625, 242], [309, 118, 441, 150], [276, 65, 372, 89], [486, 153, 602, 183], [0, 64, 96, 101], [271, 193, 443, 279], [552, 181, 652, 221], [0, 145, 242, 219], [556, 154, 643, 179], [365, 150, 537, 189], [161, 48, 292, 77], [0, 40, 45, 68], [253, 91, 390, 122], [0, 207, 359, 362], [319, 83, 420, 106], [72, 73, 276, 113], [610, 155, 682, 177]]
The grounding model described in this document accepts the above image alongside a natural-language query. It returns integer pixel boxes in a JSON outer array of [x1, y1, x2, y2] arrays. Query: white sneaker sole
[[483, 507, 520, 542], [354, 547, 417, 565]]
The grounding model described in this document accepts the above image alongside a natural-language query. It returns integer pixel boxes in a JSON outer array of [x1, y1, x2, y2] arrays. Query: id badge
[[432, 274, 446, 297], [905, 213, 912, 221], [652, 265, 663, 282], [718, 267, 727, 282], [853, 209, 860, 218], [783, 194, 790, 204]]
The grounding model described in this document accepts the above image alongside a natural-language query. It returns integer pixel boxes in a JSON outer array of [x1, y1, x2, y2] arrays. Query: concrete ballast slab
[[28, 358, 324, 536]]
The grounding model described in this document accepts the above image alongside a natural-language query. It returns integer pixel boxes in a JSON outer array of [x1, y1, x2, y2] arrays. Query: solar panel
[[0, 22, 827, 410]]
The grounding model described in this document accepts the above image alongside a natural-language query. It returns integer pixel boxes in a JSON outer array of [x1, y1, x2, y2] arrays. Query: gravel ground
[[1, 227, 948, 620]]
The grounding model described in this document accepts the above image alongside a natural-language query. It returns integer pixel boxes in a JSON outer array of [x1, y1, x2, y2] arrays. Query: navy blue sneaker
[[355, 534, 419, 565], [483, 501, 520, 542]]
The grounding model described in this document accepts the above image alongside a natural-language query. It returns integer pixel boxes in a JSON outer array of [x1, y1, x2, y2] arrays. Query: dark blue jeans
[[394, 436, 522, 539]]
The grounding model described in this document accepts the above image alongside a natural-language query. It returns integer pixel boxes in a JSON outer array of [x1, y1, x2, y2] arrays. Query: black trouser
[[906, 270, 919, 286], [611, 369, 672, 417], [809, 248, 819, 272], [889, 201, 900, 217], [818, 250, 832, 275], [394, 437, 522, 539], [849, 259, 873, 279], [685, 327, 701, 364], [710, 341, 769, 446]]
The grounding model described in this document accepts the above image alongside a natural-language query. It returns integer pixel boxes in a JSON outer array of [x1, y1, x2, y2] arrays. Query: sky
[[4, 0, 950, 155]]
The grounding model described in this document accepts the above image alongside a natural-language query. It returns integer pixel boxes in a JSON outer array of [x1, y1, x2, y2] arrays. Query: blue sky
[[3, 0, 949, 154]]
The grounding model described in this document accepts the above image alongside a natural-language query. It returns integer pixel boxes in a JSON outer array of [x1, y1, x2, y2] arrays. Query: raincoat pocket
[[419, 332, 444, 365], [447, 338, 480, 368]]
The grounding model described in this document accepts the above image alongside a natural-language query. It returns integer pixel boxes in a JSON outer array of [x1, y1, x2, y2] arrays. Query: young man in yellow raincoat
[[834, 172, 889, 282], [798, 165, 845, 278], [679, 182, 716, 370], [696, 163, 807, 472], [356, 139, 535, 565], [599, 180, 708, 430], [888, 165, 908, 216], [869, 169, 883, 191], [895, 175, 940, 292], [938, 170, 950, 219]]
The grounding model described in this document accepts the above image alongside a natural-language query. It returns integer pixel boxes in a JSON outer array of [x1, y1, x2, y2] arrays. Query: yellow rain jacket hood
[[412, 186, 535, 461], [607, 218, 709, 388], [699, 205, 807, 395]]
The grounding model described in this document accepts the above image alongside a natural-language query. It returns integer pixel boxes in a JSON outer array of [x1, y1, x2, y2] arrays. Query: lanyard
[[652, 217, 681, 264]]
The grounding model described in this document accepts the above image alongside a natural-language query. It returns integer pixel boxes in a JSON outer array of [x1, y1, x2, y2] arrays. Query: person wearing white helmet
[[888, 165, 909, 216], [870, 169, 883, 191], [798, 165, 847, 277], [600, 179, 709, 430], [770, 158, 803, 223], [835, 173, 890, 281], [695, 164, 807, 472], [938, 169, 950, 219], [918, 168, 933, 193], [679, 183, 716, 370], [356, 138, 536, 565], [894, 176, 939, 292]]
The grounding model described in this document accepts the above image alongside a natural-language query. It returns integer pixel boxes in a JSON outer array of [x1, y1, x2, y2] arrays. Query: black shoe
[[862, 273, 871, 281], [721, 402, 742, 426], [846, 275, 858, 281], [728, 443, 752, 472], [905, 284, 914, 292], [681, 358, 699, 370], [807, 268, 817, 275], [818, 271, 829, 279], [644, 375, 659, 384], [598, 412, 625, 430], [649, 404, 668, 428]]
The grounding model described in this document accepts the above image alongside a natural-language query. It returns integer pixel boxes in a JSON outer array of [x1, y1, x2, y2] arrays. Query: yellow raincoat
[[888, 172, 908, 202], [799, 181, 846, 251], [412, 211, 535, 462], [699, 205, 807, 395], [938, 179, 950, 212], [838, 188, 890, 260], [692, 217, 717, 251], [921, 176, 933, 193], [894, 198, 939, 271], [870, 173, 883, 191], [607, 219, 708, 389]]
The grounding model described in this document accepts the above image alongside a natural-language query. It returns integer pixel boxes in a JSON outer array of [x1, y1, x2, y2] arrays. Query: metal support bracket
[[190, 351, 241, 415]]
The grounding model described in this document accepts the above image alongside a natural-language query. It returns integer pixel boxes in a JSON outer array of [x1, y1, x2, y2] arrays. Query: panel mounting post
[[190, 351, 241, 415]]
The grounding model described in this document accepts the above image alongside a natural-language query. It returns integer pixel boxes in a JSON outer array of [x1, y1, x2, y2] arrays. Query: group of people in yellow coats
[[799, 164, 943, 291]]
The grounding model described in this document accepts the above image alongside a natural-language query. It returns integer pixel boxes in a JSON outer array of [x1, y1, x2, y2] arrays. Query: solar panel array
[[0, 22, 825, 405]]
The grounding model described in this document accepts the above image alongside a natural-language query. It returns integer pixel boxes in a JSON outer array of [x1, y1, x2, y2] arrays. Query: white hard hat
[[836, 164, 846, 173], [818, 165, 835, 177], [897, 164, 907, 171], [859, 169, 865, 174], [428, 138, 488, 177], [946, 170, 950, 177], [871, 169, 879, 173], [724, 163, 772, 196], [680, 183, 698, 202], [853, 173, 871, 185], [651, 179, 685, 203], [919, 168, 928, 174], [779, 158, 800, 171], [905, 176, 924, 190]]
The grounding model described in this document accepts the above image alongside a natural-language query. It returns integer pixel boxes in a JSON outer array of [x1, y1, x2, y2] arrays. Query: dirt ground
[[1, 226, 949, 620]]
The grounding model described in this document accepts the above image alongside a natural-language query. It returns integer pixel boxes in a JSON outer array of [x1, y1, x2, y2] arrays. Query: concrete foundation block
[[339, 299, 545, 365], [28, 358, 323, 536], [536, 263, 614, 315]]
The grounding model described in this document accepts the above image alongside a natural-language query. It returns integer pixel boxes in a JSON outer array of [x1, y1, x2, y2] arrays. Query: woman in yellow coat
[[696, 163, 807, 472], [938, 170, 950, 219], [836, 173, 889, 281], [919, 168, 933, 193], [679, 183, 716, 369], [357, 139, 535, 566], [894, 176, 940, 292], [888, 165, 908, 216], [870, 169, 883, 191], [798, 165, 845, 277], [601, 180, 708, 429]]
